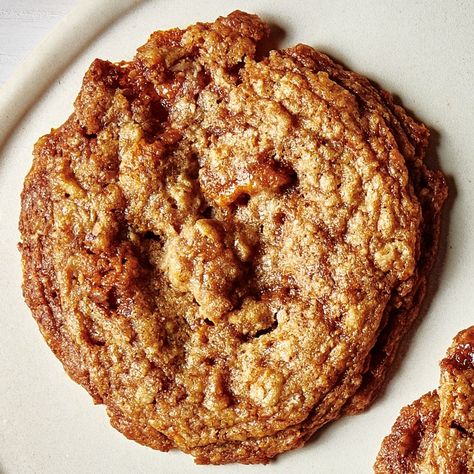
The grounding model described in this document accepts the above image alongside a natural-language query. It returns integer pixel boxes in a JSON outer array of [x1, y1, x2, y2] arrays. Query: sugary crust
[[375, 392, 440, 473], [19, 11, 447, 464], [375, 327, 474, 473]]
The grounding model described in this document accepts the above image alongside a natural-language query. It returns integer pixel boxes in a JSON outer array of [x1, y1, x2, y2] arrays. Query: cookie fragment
[[375, 327, 474, 473]]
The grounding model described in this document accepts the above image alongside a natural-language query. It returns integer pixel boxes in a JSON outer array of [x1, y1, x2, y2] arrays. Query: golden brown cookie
[[19, 11, 447, 464], [375, 327, 474, 473]]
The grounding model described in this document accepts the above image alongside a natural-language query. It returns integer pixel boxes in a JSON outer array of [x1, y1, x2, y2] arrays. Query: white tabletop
[[0, 0, 75, 84]]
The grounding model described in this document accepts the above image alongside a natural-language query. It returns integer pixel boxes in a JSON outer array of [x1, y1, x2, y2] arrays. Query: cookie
[[375, 327, 474, 473], [19, 11, 447, 464]]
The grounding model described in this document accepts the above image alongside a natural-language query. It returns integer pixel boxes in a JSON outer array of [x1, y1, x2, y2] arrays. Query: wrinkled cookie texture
[[375, 327, 474, 473], [19, 11, 447, 464]]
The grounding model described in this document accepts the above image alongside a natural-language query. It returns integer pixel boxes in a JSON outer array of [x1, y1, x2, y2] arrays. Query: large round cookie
[[19, 11, 447, 464], [375, 327, 474, 473]]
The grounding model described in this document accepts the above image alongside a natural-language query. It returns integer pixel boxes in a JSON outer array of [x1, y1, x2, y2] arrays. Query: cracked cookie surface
[[19, 11, 447, 464]]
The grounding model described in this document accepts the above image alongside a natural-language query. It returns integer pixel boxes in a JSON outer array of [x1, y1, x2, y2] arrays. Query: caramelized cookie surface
[[375, 327, 474, 473], [19, 11, 447, 464]]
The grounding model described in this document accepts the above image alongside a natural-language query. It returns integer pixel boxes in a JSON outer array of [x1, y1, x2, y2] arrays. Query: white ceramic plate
[[1, 1, 473, 472]]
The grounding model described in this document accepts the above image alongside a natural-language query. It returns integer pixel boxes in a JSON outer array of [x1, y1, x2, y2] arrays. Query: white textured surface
[[0, 0, 75, 84], [0, 1, 473, 473]]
